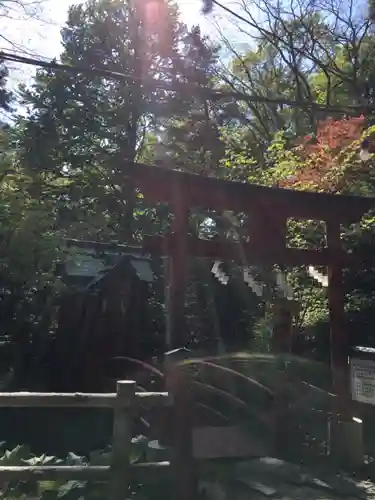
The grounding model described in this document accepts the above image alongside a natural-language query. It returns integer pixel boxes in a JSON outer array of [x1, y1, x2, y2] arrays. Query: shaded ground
[[200, 457, 375, 499]]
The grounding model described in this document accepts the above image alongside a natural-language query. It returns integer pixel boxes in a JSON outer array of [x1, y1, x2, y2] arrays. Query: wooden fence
[[0, 376, 362, 499], [0, 380, 171, 500]]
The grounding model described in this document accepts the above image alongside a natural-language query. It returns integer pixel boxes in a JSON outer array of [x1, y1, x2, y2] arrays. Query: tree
[[156, 26, 224, 175], [19, 0, 170, 241], [0, 0, 53, 121], [224, 0, 371, 105], [0, 121, 66, 389], [211, 0, 374, 167], [0, 60, 11, 116], [19, 0, 224, 242]]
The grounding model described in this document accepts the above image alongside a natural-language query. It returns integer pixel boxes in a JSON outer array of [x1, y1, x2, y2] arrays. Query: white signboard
[[65, 254, 106, 277], [351, 358, 375, 405]]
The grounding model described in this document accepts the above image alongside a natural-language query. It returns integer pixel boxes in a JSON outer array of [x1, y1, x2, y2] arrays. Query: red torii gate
[[125, 162, 374, 493], [127, 161, 373, 361]]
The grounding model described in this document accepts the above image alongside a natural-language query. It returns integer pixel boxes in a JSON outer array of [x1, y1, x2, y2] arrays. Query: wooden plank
[[0, 393, 116, 407], [0, 391, 170, 408], [131, 461, 171, 482], [0, 466, 110, 481], [0, 462, 170, 481], [143, 235, 355, 267], [110, 381, 135, 500], [192, 426, 272, 460], [136, 392, 172, 408], [126, 162, 374, 222]]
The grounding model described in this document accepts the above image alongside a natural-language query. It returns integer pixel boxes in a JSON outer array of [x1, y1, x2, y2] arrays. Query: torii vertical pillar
[[326, 220, 363, 466], [164, 181, 196, 500], [165, 177, 189, 350], [326, 220, 349, 414]]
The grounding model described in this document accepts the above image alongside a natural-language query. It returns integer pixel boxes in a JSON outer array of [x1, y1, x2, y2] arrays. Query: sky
[[1, 0, 248, 90], [3, 0, 211, 60]]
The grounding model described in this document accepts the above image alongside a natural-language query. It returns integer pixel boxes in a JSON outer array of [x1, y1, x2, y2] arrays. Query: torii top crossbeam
[[127, 162, 373, 222], [127, 162, 374, 266]]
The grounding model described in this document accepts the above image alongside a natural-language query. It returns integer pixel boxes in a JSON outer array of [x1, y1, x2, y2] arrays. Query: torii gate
[[127, 161, 372, 356], [126, 161, 374, 470]]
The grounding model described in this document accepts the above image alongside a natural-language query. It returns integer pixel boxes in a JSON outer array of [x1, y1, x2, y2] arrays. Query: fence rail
[[0, 381, 172, 500], [0, 462, 171, 481], [0, 391, 170, 408]]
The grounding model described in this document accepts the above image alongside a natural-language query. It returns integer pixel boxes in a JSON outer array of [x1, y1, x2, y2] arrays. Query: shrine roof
[[62, 239, 154, 288], [127, 163, 375, 222]]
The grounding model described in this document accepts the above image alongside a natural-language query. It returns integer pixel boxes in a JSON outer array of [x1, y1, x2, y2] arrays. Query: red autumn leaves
[[279, 116, 366, 191]]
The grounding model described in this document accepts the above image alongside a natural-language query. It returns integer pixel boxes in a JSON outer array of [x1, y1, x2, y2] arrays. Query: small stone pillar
[[329, 416, 364, 470]]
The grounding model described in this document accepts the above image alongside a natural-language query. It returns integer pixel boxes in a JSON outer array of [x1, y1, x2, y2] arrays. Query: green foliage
[[218, 112, 375, 354], [0, 444, 85, 499], [0, 125, 67, 391], [250, 315, 273, 352], [0, 60, 12, 114], [0, 436, 168, 500], [154, 26, 224, 175], [0, 126, 63, 331]]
